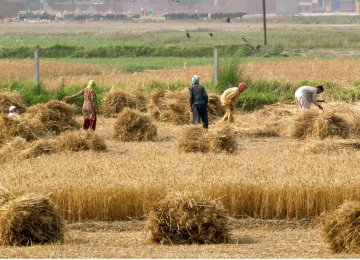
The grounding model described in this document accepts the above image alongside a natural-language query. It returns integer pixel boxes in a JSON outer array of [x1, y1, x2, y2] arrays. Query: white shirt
[[8, 112, 20, 119], [295, 86, 319, 106]]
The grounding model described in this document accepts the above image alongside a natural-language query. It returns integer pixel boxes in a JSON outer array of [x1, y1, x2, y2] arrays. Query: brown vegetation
[[319, 200, 360, 253], [101, 90, 146, 118], [113, 108, 157, 142], [0, 194, 64, 246], [146, 191, 231, 245]]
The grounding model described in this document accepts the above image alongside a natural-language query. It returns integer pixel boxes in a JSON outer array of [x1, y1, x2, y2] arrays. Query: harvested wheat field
[[0, 98, 360, 257], [2, 54, 360, 257]]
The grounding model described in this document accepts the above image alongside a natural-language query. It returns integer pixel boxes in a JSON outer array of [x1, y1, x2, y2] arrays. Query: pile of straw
[[146, 191, 231, 245], [176, 125, 237, 153], [160, 90, 191, 125], [0, 137, 28, 163], [319, 200, 360, 253], [148, 89, 225, 125], [25, 100, 80, 134], [0, 131, 106, 162], [176, 125, 208, 153], [148, 88, 167, 120], [207, 126, 238, 153], [54, 130, 107, 152], [19, 139, 55, 159], [0, 194, 64, 246], [0, 115, 47, 144], [292, 110, 350, 140], [113, 108, 157, 142], [0, 92, 26, 114], [207, 94, 225, 123], [101, 90, 146, 118]]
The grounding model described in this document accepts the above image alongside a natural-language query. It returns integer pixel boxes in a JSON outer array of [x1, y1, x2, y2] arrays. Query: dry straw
[[148, 89, 224, 125], [0, 130, 106, 162], [0, 92, 27, 114], [292, 110, 350, 140], [25, 100, 80, 134], [101, 90, 146, 118], [176, 125, 237, 153], [54, 130, 107, 152], [113, 108, 157, 142], [0, 115, 47, 144], [146, 191, 231, 245], [0, 185, 14, 207], [207, 94, 225, 123], [0, 194, 65, 246], [319, 200, 360, 253]]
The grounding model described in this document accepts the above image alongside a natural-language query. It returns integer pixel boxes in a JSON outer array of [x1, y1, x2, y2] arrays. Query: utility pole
[[262, 0, 267, 45]]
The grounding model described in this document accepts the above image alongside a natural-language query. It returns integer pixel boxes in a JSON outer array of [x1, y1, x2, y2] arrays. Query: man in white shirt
[[295, 85, 325, 111]]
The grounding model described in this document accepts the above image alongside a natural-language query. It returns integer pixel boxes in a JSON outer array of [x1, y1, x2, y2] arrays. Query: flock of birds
[[169, 0, 254, 46]]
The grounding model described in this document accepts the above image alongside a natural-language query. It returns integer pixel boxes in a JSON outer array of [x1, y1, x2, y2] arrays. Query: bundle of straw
[[54, 130, 107, 152], [113, 108, 157, 142], [0, 194, 65, 246], [101, 90, 138, 118], [176, 125, 237, 153], [319, 200, 360, 253], [292, 110, 350, 140], [146, 191, 231, 245], [25, 100, 80, 134]]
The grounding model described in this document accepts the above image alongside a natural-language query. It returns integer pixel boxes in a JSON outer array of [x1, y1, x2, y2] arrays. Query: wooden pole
[[263, 0, 267, 45], [214, 48, 219, 87], [34, 49, 40, 84]]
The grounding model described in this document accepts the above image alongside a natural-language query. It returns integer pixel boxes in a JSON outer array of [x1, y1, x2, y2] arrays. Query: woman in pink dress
[[64, 80, 98, 130]]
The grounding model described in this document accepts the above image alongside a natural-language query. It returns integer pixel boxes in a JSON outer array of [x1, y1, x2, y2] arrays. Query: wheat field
[[1, 59, 360, 257]]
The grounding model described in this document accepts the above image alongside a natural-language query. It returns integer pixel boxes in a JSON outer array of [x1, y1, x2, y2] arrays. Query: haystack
[[101, 90, 146, 118], [319, 200, 360, 253], [0, 137, 28, 163], [25, 100, 80, 134], [176, 125, 237, 153], [19, 139, 55, 159], [160, 90, 191, 125], [208, 94, 225, 123], [148, 88, 168, 120], [146, 191, 231, 245], [0, 194, 64, 246], [148, 89, 224, 125], [207, 126, 238, 153], [0, 92, 26, 114], [113, 108, 157, 142], [176, 125, 208, 153], [0, 115, 47, 144], [54, 130, 107, 152], [292, 110, 350, 140]]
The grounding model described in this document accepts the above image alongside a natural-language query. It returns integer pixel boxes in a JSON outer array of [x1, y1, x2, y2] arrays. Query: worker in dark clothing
[[189, 75, 209, 129]]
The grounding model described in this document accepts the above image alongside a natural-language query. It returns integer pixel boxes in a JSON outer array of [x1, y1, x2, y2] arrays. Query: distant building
[[0, 0, 359, 18]]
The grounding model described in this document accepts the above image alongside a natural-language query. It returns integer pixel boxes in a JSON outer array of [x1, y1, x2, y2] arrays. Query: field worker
[[220, 82, 247, 124], [7, 105, 20, 119], [189, 75, 209, 129], [295, 85, 325, 112], [63, 80, 98, 131]]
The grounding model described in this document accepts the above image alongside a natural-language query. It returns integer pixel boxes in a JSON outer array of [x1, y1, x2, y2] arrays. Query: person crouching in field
[[295, 85, 325, 112], [220, 82, 247, 124], [63, 80, 98, 131], [8, 105, 20, 120], [189, 75, 209, 129]]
